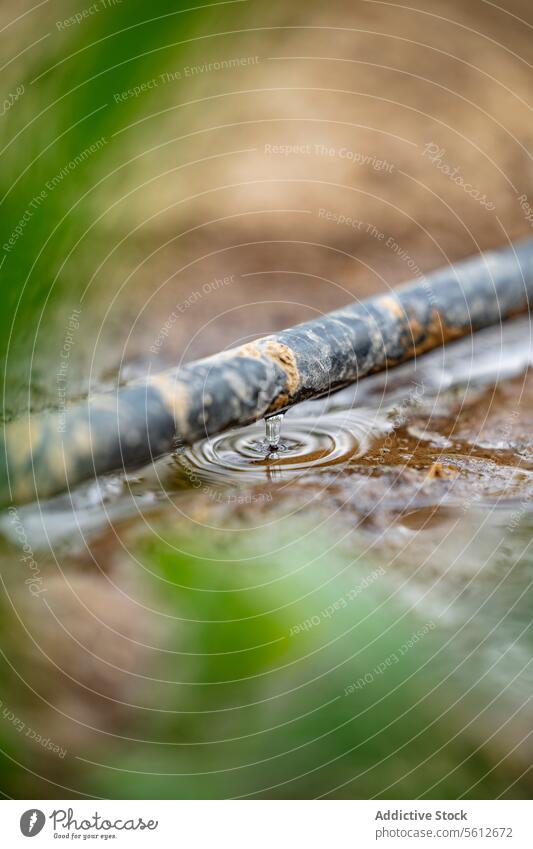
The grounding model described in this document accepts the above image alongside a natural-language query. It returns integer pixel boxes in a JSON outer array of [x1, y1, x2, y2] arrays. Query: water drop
[[169, 411, 382, 491], [264, 413, 284, 451]]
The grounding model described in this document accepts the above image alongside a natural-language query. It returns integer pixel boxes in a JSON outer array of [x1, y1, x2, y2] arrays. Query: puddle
[[174, 409, 384, 487]]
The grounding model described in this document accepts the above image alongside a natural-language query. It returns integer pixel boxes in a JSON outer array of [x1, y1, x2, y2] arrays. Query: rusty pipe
[[2, 238, 533, 505]]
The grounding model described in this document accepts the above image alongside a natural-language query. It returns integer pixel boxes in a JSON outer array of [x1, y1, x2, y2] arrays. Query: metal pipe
[[3, 238, 533, 506]]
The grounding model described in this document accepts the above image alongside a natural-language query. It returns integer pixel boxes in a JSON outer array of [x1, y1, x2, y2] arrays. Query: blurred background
[[1, 0, 533, 799]]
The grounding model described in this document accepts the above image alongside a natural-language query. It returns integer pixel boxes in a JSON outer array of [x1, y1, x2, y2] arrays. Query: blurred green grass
[[1, 516, 531, 799], [1, 0, 236, 416]]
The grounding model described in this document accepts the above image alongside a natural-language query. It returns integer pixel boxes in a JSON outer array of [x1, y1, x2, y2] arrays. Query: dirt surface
[[104, 0, 533, 377]]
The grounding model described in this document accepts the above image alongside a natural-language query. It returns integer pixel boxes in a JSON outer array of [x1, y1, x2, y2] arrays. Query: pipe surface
[[3, 238, 533, 505]]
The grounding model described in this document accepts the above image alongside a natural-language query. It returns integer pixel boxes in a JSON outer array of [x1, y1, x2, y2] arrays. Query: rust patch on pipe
[[263, 340, 300, 395], [379, 295, 406, 320], [149, 373, 189, 434], [269, 392, 289, 411], [238, 340, 300, 396], [410, 309, 464, 357]]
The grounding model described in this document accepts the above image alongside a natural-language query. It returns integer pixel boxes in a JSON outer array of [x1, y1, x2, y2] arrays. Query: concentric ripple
[[174, 411, 388, 487]]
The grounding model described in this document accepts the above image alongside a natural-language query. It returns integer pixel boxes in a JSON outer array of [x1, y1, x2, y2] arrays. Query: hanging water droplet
[[264, 413, 284, 450]]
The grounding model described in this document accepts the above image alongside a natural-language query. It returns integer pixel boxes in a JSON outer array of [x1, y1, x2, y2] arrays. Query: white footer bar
[[2, 800, 531, 848]]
